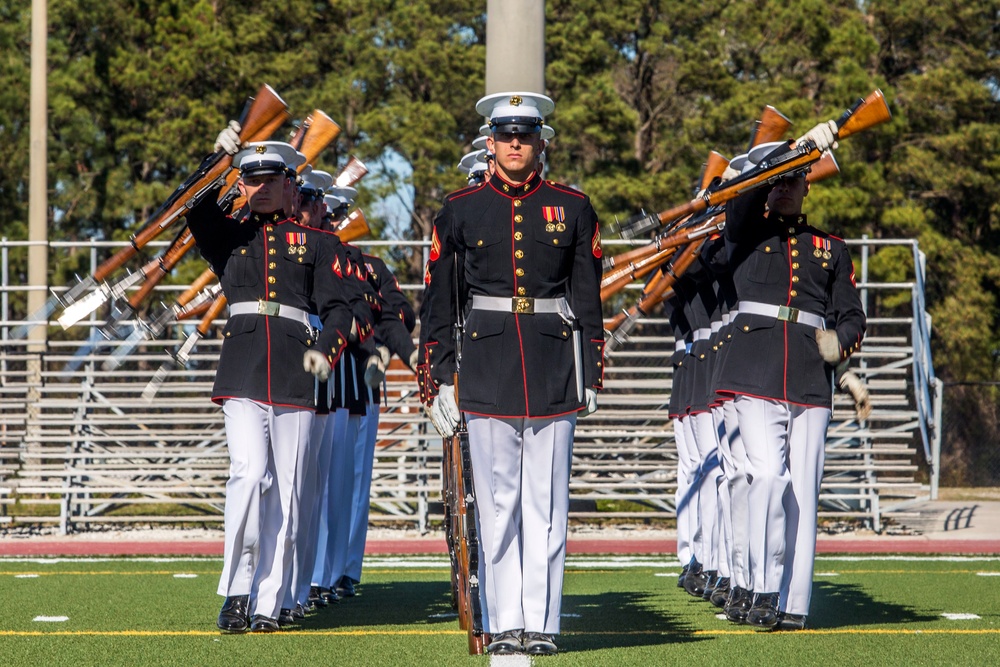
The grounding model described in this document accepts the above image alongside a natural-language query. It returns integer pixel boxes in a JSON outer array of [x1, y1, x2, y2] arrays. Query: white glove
[[408, 348, 419, 372], [303, 349, 330, 381], [428, 384, 460, 438], [815, 329, 841, 364], [349, 318, 359, 342], [214, 119, 242, 155], [719, 165, 740, 183], [580, 388, 598, 417], [838, 370, 872, 421], [363, 345, 391, 388], [795, 120, 839, 152]]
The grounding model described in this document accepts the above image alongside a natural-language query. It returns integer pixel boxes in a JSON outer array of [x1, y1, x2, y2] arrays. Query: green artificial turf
[[0, 555, 997, 666]]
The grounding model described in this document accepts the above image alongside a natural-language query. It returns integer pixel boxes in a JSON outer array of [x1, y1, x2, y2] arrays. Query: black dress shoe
[[701, 570, 719, 600], [682, 560, 709, 598], [523, 632, 558, 656], [278, 608, 295, 626], [677, 563, 690, 588], [487, 629, 524, 655], [319, 586, 340, 604], [217, 595, 250, 633], [308, 585, 327, 608], [292, 603, 306, 619], [335, 576, 357, 598], [250, 614, 281, 632], [775, 612, 807, 631], [724, 586, 752, 623], [747, 592, 780, 629], [710, 576, 731, 608]]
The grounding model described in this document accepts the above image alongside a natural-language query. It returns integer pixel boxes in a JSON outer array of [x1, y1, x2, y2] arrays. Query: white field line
[[2, 555, 999, 567]]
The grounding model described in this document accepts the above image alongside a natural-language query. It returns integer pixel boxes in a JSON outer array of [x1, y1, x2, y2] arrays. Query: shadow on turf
[[295, 581, 704, 651], [809, 581, 937, 628]]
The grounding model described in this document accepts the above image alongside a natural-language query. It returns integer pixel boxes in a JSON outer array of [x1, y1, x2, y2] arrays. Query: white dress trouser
[[344, 404, 380, 583], [217, 398, 311, 619], [326, 412, 362, 586], [734, 395, 829, 609], [673, 418, 694, 565], [721, 400, 751, 590], [711, 406, 732, 579], [287, 413, 329, 608], [311, 408, 351, 587], [468, 413, 576, 635], [690, 412, 721, 570], [680, 416, 703, 565]]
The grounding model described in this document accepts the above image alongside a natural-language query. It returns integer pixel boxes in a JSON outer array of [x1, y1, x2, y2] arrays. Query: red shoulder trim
[[446, 184, 483, 202], [543, 180, 587, 199]]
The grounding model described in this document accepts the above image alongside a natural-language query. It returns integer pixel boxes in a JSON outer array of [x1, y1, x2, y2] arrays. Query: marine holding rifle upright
[[712, 122, 866, 630], [188, 127, 369, 633], [417, 92, 605, 656]]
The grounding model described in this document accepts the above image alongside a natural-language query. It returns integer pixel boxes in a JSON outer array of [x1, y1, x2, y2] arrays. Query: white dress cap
[[234, 141, 306, 175], [476, 91, 555, 133], [747, 140, 789, 167], [300, 168, 334, 194], [327, 185, 358, 205]]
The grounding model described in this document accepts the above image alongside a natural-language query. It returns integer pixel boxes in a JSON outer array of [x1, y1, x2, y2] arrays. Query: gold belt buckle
[[512, 297, 535, 314], [777, 305, 799, 323], [257, 300, 279, 317]]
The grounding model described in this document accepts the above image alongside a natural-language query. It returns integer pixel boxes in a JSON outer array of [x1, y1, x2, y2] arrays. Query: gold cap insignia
[[509, 95, 523, 106], [255, 145, 267, 154]]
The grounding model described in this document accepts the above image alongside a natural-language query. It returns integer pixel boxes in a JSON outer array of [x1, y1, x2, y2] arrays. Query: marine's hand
[[580, 388, 599, 417], [795, 120, 839, 152], [428, 384, 460, 438], [214, 120, 242, 155], [303, 349, 330, 381], [839, 370, 872, 421], [815, 328, 842, 364]]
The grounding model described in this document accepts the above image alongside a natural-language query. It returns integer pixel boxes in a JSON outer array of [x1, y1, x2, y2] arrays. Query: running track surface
[[1, 537, 998, 557]]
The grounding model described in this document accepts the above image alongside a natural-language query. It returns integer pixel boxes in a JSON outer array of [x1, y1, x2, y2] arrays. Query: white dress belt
[[738, 301, 825, 330], [472, 295, 573, 318], [229, 300, 314, 327]]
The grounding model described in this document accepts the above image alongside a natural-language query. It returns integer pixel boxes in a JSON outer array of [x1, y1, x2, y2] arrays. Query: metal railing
[[0, 236, 938, 533]]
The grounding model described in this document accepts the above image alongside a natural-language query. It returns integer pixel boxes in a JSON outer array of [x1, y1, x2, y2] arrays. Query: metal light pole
[[27, 0, 48, 423], [485, 0, 545, 96]]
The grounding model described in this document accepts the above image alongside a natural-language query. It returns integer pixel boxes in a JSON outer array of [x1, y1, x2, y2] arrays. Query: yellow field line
[[1, 628, 997, 638]]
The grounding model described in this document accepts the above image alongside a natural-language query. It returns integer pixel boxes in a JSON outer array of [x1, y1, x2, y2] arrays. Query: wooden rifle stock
[[806, 151, 840, 183], [336, 208, 370, 243], [600, 246, 678, 302], [600, 215, 722, 298], [749, 105, 793, 148], [335, 156, 369, 187], [91, 84, 289, 282], [699, 151, 730, 191], [126, 229, 197, 309], [835, 89, 891, 140], [296, 111, 341, 168], [196, 295, 229, 336], [605, 239, 706, 332], [174, 268, 217, 309]]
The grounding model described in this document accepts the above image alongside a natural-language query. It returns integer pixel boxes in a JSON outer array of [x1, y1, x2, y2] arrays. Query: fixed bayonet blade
[[174, 329, 203, 367], [57, 284, 112, 329], [142, 361, 173, 403], [103, 322, 151, 371]]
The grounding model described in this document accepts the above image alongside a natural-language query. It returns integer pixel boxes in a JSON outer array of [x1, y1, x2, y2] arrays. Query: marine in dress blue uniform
[[714, 132, 866, 629], [187, 140, 362, 633], [418, 92, 604, 656]]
